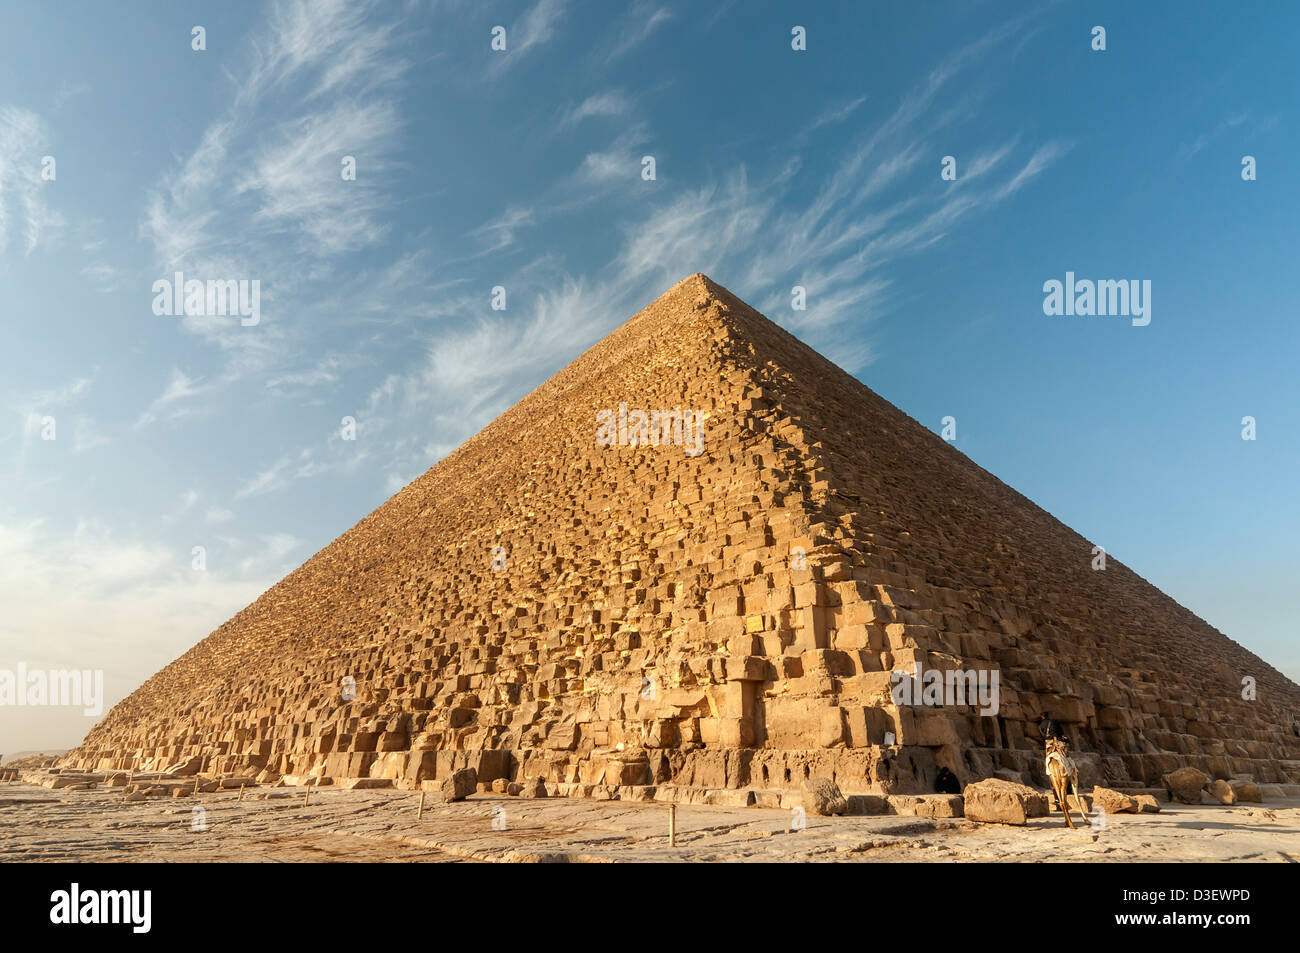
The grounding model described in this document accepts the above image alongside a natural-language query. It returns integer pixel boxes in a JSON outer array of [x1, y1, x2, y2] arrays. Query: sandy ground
[[3, 782, 1299, 862]]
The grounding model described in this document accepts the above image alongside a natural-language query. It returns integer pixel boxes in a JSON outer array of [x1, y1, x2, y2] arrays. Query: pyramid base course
[[69, 741, 1300, 802]]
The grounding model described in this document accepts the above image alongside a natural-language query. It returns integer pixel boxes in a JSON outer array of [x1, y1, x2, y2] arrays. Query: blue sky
[[1, 0, 1296, 752]]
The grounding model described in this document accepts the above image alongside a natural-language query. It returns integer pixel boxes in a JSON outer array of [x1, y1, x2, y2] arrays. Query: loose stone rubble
[[58, 274, 1300, 812]]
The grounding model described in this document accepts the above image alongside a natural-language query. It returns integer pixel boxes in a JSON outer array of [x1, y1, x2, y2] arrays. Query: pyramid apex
[[671, 272, 723, 294]]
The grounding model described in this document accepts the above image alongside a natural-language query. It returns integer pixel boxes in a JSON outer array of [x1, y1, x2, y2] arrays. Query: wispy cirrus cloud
[[1179, 110, 1279, 158], [571, 122, 654, 189], [133, 368, 211, 431], [139, 0, 413, 383], [233, 455, 294, 501], [490, 0, 568, 74], [232, 446, 346, 502], [605, 3, 673, 63], [264, 355, 345, 397], [793, 95, 869, 145], [0, 106, 62, 260], [234, 100, 401, 255], [558, 89, 632, 128], [469, 205, 535, 257], [236, 532, 302, 576], [15, 374, 103, 456]]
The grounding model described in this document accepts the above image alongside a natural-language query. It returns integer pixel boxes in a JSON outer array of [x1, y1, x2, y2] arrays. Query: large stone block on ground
[[1206, 778, 1236, 805], [441, 767, 477, 802], [1090, 785, 1138, 814], [801, 777, 848, 816], [1162, 766, 1209, 804], [964, 778, 1049, 825], [886, 793, 964, 818], [1228, 778, 1262, 803]]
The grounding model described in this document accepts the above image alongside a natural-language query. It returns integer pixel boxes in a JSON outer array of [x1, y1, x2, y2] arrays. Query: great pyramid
[[67, 274, 1300, 797]]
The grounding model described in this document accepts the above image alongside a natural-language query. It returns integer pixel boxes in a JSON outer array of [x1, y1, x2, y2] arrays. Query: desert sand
[[2, 781, 1297, 863]]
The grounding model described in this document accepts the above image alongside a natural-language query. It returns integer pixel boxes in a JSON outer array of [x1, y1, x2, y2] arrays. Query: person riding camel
[[1037, 711, 1068, 745]]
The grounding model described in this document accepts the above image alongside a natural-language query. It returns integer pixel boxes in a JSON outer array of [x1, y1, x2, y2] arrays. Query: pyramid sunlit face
[[594, 402, 706, 456]]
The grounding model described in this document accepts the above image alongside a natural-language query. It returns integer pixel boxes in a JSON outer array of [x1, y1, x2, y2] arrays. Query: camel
[[1045, 737, 1090, 828]]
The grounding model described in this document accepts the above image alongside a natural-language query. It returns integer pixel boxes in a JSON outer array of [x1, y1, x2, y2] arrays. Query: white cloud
[[265, 355, 344, 395], [161, 489, 200, 524], [470, 206, 535, 256], [138, 0, 412, 387], [235, 100, 401, 255], [80, 261, 121, 292], [570, 123, 653, 189], [0, 106, 63, 259], [606, 3, 673, 63], [68, 416, 111, 454], [794, 96, 869, 144], [133, 368, 211, 430], [492, 0, 568, 72], [17, 374, 96, 448], [233, 455, 293, 500], [237, 532, 302, 576], [559, 90, 631, 128]]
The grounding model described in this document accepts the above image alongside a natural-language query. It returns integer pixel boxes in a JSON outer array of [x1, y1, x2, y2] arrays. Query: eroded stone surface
[[964, 778, 1049, 825], [1091, 786, 1138, 814], [3, 783, 1298, 863]]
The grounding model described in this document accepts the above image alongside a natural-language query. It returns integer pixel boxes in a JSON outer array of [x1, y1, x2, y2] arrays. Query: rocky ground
[[2, 781, 1297, 863]]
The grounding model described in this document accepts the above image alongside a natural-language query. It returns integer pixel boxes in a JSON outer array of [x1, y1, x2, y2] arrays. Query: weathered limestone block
[[406, 750, 438, 782], [1090, 786, 1138, 814], [963, 778, 1049, 825], [1228, 778, 1262, 802], [886, 794, 964, 818], [800, 777, 848, 816], [819, 708, 846, 748], [441, 767, 477, 802], [544, 724, 579, 750], [1206, 778, 1236, 804], [605, 756, 650, 787], [725, 656, 768, 681], [1163, 766, 1210, 804]]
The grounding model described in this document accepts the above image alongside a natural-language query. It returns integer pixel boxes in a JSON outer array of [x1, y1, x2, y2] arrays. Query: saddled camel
[[1045, 737, 1090, 829]]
